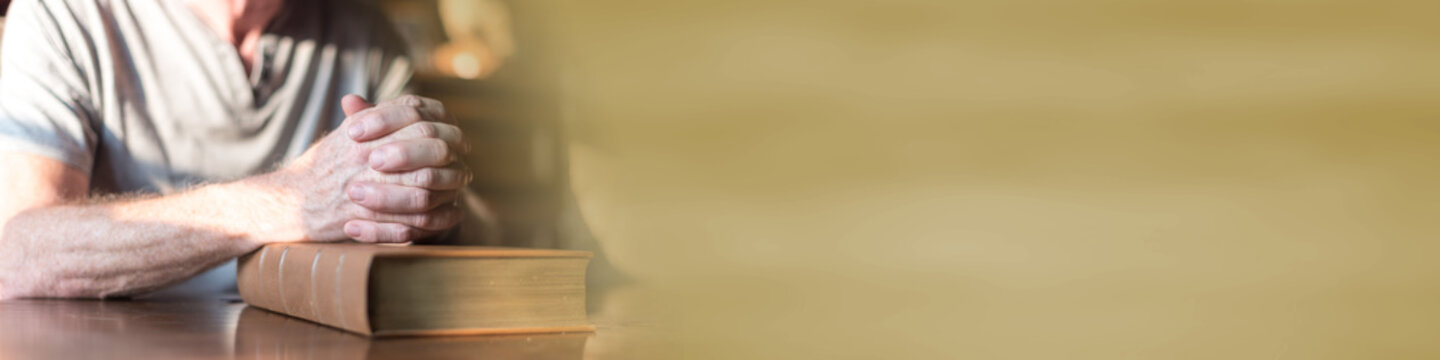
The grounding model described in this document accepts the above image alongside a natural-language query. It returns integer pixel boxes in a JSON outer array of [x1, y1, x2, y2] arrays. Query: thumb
[[341, 94, 375, 117]]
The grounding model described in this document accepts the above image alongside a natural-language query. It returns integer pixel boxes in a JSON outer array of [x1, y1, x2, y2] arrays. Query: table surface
[[0, 292, 674, 360]]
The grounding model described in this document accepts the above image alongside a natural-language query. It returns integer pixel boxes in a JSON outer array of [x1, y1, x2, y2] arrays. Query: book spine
[[237, 244, 375, 335]]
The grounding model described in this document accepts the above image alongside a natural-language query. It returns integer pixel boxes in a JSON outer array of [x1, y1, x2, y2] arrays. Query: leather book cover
[[236, 243, 593, 336]]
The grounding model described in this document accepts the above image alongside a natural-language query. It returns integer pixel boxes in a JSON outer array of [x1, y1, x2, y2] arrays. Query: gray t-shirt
[[0, 0, 412, 295]]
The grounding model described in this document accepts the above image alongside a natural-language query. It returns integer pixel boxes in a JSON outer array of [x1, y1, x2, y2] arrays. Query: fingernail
[[344, 222, 363, 237], [348, 185, 367, 202], [364, 118, 382, 137], [369, 149, 388, 168], [347, 124, 364, 139]]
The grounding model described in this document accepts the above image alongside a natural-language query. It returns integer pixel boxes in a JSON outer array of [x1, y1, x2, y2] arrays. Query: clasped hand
[[275, 94, 471, 244]]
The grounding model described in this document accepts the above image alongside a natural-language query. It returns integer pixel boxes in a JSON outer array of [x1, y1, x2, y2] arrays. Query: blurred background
[[387, 0, 1440, 358]]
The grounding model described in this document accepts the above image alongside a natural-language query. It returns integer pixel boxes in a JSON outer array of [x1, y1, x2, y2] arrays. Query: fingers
[[369, 163, 472, 190], [344, 220, 438, 244], [332, 94, 462, 244], [341, 94, 374, 117], [340, 184, 465, 243], [350, 204, 464, 231], [399, 121, 466, 150], [347, 182, 460, 213], [346, 103, 426, 141], [364, 121, 466, 173], [344, 95, 450, 142], [368, 137, 463, 172], [394, 94, 450, 125]]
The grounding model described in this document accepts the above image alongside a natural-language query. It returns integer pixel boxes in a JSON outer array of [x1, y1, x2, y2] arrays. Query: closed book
[[236, 243, 594, 336]]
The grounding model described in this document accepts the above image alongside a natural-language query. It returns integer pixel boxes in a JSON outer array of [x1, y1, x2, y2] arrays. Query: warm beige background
[[508, 0, 1440, 358]]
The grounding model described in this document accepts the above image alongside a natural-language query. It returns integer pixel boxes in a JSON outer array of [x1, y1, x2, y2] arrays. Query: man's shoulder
[[24, 0, 108, 17], [4, 0, 112, 54], [13, 0, 144, 34]]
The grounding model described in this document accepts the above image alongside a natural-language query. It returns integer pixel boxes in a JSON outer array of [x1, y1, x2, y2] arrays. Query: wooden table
[[0, 294, 669, 359]]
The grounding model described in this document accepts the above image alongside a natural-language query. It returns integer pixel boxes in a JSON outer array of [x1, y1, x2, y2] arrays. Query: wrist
[[216, 171, 308, 246]]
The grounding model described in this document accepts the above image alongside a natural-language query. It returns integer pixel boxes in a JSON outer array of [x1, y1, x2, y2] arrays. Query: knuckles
[[333, 95, 463, 241], [397, 94, 424, 107], [416, 214, 443, 230], [416, 207, 461, 230], [411, 168, 439, 188], [425, 138, 452, 161], [375, 144, 406, 168], [412, 122, 438, 138], [408, 189, 432, 211], [400, 106, 423, 124], [402, 121, 462, 141]]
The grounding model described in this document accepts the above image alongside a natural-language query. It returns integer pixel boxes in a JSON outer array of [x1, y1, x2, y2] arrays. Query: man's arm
[[0, 154, 297, 298], [0, 97, 471, 299]]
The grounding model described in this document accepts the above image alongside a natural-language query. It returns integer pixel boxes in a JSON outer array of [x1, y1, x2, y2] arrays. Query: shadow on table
[[234, 306, 590, 359], [0, 299, 243, 359]]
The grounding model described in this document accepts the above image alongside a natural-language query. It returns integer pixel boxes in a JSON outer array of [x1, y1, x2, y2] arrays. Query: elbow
[[0, 232, 84, 300], [0, 268, 115, 300], [0, 251, 49, 300], [0, 210, 107, 300], [0, 282, 36, 301], [0, 275, 18, 300], [0, 269, 41, 300], [0, 228, 29, 300], [0, 220, 36, 300]]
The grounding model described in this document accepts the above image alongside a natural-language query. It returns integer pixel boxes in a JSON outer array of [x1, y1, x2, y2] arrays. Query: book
[[235, 306, 588, 359], [236, 243, 594, 336]]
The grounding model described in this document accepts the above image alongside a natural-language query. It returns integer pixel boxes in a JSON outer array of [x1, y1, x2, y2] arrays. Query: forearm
[[0, 174, 299, 299], [0, 93, 468, 298]]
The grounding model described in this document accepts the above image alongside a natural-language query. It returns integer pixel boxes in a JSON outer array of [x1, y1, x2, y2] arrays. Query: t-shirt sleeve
[[0, 0, 100, 173]]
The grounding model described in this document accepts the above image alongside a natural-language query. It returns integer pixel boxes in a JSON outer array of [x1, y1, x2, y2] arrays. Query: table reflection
[[0, 299, 590, 359], [235, 306, 589, 359]]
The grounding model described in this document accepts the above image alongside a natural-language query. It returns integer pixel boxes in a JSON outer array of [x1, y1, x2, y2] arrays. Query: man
[[0, 0, 489, 298]]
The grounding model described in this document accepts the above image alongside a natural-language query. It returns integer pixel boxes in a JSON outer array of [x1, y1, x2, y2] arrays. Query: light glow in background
[[483, 0, 1440, 358]]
